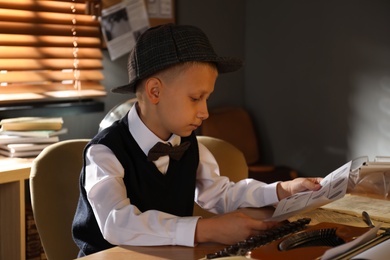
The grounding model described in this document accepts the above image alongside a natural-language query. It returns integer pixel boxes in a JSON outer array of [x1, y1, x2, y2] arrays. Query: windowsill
[[0, 99, 104, 118]]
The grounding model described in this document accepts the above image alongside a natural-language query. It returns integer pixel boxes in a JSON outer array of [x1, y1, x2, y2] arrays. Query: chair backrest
[[30, 139, 89, 260], [201, 107, 260, 165], [194, 136, 248, 218], [99, 98, 137, 132]]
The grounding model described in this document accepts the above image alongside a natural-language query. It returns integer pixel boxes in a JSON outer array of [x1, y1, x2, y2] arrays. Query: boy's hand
[[195, 211, 279, 245], [277, 177, 323, 200]]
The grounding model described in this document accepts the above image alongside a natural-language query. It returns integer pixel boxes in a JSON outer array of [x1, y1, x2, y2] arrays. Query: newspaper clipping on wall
[[101, 0, 150, 60]]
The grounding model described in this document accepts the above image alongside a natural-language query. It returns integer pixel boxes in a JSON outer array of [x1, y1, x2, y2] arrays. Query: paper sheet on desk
[[321, 224, 381, 260], [288, 208, 369, 227], [321, 194, 390, 224], [267, 161, 351, 222], [350, 234, 390, 260]]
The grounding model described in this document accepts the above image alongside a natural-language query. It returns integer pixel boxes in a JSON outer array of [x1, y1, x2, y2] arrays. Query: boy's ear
[[145, 77, 161, 104]]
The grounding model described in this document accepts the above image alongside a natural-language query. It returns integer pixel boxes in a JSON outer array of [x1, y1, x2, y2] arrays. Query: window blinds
[[0, 0, 106, 105]]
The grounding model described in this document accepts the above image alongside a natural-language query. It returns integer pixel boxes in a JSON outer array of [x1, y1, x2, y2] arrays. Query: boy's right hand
[[194, 211, 279, 245]]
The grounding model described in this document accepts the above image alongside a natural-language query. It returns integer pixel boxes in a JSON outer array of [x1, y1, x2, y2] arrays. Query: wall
[[176, 0, 246, 109], [246, 0, 390, 176]]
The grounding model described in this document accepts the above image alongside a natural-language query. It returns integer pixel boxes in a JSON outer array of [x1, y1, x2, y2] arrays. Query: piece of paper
[[350, 236, 390, 260], [101, 0, 150, 60], [146, 0, 173, 18], [321, 225, 381, 260], [288, 208, 369, 227], [268, 161, 351, 221], [321, 194, 390, 223]]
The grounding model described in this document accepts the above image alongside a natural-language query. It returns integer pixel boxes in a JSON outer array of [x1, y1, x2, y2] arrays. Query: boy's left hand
[[277, 177, 323, 200]]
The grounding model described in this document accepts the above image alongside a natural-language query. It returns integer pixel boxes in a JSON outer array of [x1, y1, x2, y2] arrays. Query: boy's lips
[[190, 124, 200, 130]]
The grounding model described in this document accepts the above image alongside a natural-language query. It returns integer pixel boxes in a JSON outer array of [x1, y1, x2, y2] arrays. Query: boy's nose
[[200, 111, 209, 121], [198, 104, 209, 121]]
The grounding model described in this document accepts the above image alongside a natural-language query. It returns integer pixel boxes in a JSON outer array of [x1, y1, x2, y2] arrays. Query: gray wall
[[246, 0, 390, 176], [62, 0, 390, 178], [176, 0, 246, 109]]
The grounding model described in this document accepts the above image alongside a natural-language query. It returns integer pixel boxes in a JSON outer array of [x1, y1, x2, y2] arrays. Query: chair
[[99, 98, 137, 132], [194, 136, 248, 218], [29, 139, 90, 260], [200, 107, 298, 183]]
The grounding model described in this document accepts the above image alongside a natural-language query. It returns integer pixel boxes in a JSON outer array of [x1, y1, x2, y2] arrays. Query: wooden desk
[[79, 243, 225, 260], [0, 157, 34, 260], [77, 198, 390, 260], [79, 207, 276, 260]]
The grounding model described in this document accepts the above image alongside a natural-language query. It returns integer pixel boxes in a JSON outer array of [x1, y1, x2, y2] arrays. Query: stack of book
[[0, 117, 67, 158]]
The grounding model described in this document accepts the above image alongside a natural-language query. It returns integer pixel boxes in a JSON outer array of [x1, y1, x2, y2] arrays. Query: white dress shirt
[[84, 104, 279, 247]]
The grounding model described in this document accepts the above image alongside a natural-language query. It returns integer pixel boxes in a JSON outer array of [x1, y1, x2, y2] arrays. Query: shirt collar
[[128, 102, 181, 156]]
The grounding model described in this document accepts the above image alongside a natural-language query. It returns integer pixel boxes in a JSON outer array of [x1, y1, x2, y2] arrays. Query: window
[[0, 0, 105, 116]]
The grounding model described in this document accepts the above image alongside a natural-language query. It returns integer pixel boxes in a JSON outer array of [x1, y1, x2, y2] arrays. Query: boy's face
[[150, 63, 217, 140]]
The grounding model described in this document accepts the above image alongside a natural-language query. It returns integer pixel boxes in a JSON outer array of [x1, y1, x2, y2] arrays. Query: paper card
[[268, 161, 351, 222]]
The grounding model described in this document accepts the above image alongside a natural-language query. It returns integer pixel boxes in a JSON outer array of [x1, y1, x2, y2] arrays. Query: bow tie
[[147, 141, 191, 161]]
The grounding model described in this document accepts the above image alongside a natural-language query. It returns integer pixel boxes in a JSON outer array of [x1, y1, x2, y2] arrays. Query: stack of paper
[[0, 117, 67, 158]]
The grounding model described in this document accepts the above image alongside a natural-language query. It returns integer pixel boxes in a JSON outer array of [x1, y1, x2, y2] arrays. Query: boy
[[72, 24, 322, 257]]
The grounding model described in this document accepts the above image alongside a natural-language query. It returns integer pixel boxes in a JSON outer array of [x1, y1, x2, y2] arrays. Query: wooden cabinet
[[0, 157, 33, 260]]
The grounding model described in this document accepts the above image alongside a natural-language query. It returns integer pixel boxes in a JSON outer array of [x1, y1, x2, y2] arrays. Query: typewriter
[[203, 218, 390, 260]]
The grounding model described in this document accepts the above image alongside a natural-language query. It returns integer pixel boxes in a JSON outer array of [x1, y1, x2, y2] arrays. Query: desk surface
[[0, 156, 33, 183], [79, 243, 225, 260], [79, 207, 276, 260], [77, 200, 390, 260]]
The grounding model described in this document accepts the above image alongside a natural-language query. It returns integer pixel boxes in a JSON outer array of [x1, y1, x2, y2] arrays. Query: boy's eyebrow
[[190, 89, 213, 96]]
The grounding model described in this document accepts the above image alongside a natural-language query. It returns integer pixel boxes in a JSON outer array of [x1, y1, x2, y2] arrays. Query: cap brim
[[111, 82, 137, 94], [215, 57, 244, 74]]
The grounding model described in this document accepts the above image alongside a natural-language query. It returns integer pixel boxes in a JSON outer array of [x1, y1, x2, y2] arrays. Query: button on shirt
[[84, 104, 280, 247]]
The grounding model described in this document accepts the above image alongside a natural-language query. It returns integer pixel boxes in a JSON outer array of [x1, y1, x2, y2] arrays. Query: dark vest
[[72, 114, 199, 256]]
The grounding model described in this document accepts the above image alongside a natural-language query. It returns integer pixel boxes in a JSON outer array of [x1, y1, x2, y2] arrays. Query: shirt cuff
[[262, 181, 280, 205], [175, 216, 200, 247]]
